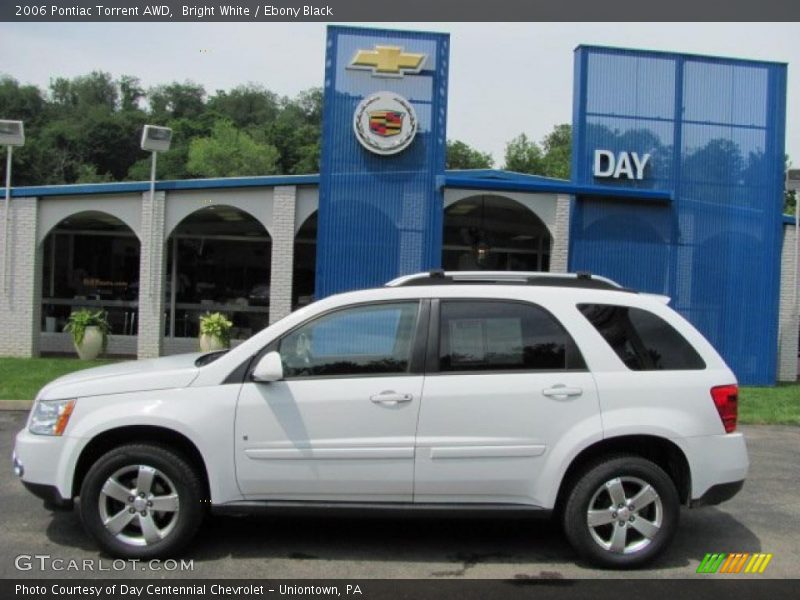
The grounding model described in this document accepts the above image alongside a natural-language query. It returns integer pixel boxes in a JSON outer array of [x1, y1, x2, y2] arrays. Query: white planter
[[199, 333, 226, 352], [75, 326, 104, 360]]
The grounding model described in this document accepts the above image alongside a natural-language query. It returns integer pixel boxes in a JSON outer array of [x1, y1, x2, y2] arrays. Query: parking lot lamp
[[140, 125, 172, 297], [0, 119, 25, 292]]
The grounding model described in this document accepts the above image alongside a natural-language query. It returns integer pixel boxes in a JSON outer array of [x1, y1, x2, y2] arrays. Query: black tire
[[79, 443, 204, 559], [562, 454, 680, 569]]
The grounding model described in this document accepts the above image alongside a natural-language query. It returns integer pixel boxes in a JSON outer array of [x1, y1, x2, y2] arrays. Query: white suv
[[13, 271, 748, 568]]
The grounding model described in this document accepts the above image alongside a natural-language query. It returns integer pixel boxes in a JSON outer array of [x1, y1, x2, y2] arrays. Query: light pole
[[140, 125, 172, 299], [0, 120, 25, 293]]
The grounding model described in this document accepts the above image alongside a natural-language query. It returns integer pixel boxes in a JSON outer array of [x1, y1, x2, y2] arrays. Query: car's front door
[[414, 299, 601, 506], [235, 300, 426, 501]]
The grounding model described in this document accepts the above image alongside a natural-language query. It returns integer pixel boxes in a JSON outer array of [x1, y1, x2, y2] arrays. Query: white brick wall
[[269, 186, 297, 325], [777, 223, 799, 382], [550, 194, 571, 273], [136, 191, 167, 359], [0, 197, 40, 356]]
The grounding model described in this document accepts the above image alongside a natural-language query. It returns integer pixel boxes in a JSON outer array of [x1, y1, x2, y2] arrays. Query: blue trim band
[[11, 174, 320, 198]]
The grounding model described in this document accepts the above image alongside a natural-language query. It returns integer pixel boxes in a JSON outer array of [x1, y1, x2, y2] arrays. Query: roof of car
[[385, 270, 636, 293]]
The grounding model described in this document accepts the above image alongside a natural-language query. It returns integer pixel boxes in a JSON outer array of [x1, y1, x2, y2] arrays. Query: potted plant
[[64, 309, 110, 360], [199, 312, 233, 352]]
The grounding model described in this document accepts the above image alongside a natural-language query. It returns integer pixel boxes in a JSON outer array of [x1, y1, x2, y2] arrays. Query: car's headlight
[[29, 399, 76, 436]]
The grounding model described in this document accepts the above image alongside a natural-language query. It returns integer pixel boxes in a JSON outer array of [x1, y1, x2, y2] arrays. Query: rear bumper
[[682, 431, 748, 502], [690, 479, 744, 507]]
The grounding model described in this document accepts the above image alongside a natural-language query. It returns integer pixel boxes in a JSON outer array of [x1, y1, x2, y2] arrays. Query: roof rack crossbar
[[385, 271, 633, 293]]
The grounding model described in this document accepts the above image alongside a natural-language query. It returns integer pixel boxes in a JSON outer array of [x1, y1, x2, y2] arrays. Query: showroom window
[[438, 300, 585, 372], [443, 195, 552, 272], [165, 205, 271, 341], [278, 302, 419, 378], [41, 211, 140, 336]]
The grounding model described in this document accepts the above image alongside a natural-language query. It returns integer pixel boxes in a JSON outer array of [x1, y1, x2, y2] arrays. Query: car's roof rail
[[386, 270, 633, 292]]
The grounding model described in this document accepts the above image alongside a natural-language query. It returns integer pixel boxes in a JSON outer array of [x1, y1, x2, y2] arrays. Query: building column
[[137, 191, 167, 359], [550, 194, 571, 273], [0, 197, 41, 357], [777, 223, 799, 382], [269, 186, 297, 325]]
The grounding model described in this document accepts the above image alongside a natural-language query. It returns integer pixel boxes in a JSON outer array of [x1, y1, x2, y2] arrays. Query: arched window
[[165, 205, 272, 340], [443, 195, 552, 271], [41, 211, 140, 336]]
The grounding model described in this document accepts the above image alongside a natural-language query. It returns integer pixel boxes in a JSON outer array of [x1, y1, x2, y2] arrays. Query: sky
[[1, 22, 798, 166]]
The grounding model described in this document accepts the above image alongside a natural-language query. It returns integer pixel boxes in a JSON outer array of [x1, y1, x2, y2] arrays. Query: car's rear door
[[414, 298, 601, 506]]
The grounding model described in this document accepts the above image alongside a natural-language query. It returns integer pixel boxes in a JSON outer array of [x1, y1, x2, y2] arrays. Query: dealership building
[[0, 26, 797, 385]]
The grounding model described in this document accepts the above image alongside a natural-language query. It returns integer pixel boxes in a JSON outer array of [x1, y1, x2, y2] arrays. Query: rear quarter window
[[578, 303, 705, 371]]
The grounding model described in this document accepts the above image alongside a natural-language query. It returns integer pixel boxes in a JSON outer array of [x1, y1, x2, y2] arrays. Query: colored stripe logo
[[697, 553, 773, 574]]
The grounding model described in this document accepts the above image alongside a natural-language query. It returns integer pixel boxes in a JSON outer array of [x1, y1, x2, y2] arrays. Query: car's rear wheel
[[562, 455, 680, 569], [79, 443, 204, 558]]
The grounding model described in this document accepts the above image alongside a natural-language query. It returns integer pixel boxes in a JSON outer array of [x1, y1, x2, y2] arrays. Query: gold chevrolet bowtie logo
[[349, 45, 427, 77]]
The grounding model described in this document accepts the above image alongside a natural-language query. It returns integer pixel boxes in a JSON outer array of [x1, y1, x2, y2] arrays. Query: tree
[[187, 120, 280, 178], [786, 157, 797, 216], [503, 133, 544, 174], [50, 71, 117, 112], [149, 82, 206, 121], [446, 140, 494, 170], [540, 124, 571, 179], [119, 76, 145, 112], [208, 84, 279, 129]]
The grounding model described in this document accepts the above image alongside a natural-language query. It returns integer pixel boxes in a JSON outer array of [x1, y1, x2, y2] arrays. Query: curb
[[0, 400, 33, 411]]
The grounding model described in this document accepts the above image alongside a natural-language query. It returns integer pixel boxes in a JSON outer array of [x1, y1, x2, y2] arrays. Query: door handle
[[542, 385, 583, 399], [370, 391, 413, 406]]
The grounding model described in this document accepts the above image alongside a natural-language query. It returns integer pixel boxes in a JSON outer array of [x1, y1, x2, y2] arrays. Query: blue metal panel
[[316, 26, 449, 298], [11, 174, 320, 198], [570, 46, 788, 385]]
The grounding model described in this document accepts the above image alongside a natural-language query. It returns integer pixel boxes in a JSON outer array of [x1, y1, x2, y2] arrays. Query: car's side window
[[438, 300, 586, 373], [278, 302, 419, 378], [578, 303, 706, 371]]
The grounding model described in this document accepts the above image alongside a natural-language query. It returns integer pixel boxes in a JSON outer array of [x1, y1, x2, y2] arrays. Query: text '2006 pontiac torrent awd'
[[13, 271, 748, 568]]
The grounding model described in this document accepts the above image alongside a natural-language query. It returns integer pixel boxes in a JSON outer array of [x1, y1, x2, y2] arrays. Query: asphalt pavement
[[1, 411, 798, 579]]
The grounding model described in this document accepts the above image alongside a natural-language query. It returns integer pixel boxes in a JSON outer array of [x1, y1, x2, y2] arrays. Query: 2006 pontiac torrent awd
[[13, 271, 748, 568]]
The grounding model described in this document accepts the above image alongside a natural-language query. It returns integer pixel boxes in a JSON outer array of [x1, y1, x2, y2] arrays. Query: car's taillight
[[711, 384, 738, 433]]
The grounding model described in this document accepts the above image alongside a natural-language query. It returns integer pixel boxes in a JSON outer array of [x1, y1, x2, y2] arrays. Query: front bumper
[[13, 427, 78, 507], [21, 481, 74, 510]]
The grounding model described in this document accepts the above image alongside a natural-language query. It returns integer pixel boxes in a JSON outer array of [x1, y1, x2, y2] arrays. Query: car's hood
[[37, 353, 206, 401]]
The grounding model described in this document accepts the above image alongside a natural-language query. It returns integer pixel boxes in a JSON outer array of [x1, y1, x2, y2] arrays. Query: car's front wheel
[[79, 443, 204, 558], [562, 454, 680, 569]]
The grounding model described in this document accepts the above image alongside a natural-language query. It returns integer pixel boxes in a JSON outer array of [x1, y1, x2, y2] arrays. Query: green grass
[[739, 384, 800, 425], [0, 357, 120, 400]]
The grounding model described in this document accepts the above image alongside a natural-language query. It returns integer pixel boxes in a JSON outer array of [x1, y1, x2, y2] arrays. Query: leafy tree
[[207, 84, 280, 129], [540, 124, 571, 179], [149, 82, 206, 121], [187, 120, 280, 177], [503, 133, 544, 174], [119, 76, 145, 112], [0, 76, 45, 124], [446, 140, 494, 170], [76, 164, 113, 183], [50, 71, 117, 112]]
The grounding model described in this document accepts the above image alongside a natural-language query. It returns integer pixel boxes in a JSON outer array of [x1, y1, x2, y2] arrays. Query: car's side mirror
[[251, 351, 284, 383]]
